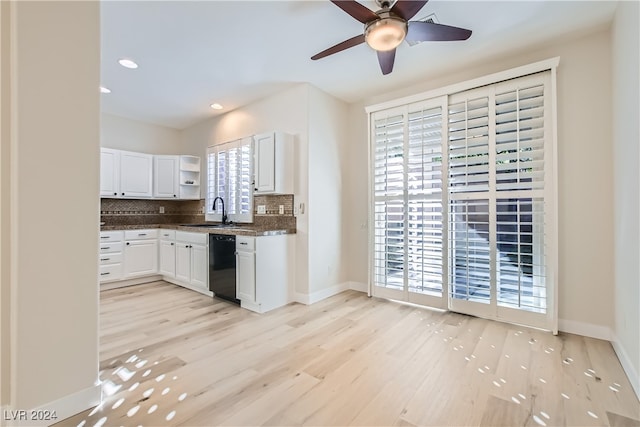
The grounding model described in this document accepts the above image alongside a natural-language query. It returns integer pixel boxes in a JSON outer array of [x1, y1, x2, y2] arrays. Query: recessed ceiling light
[[118, 58, 138, 69], [210, 103, 223, 110], [100, 86, 111, 94]]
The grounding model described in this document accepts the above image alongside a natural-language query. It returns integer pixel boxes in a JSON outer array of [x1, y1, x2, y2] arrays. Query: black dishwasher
[[208, 234, 239, 305]]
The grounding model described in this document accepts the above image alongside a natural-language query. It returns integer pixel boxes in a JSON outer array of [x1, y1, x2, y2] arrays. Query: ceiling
[[100, 1, 617, 130]]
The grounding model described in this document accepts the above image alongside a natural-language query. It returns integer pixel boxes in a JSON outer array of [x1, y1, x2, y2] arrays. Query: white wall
[[181, 84, 312, 295], [307, 86, 349, 293], [0, 0, 11, 408], [1, 0, 100, 418], [345, 29, 616, 336], [101, 112, 183, 154], [611, 0, 639, 398]]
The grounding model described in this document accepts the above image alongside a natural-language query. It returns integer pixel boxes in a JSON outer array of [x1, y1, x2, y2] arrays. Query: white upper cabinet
[[120, 151, 153, 198], [101, 148, 201, 200], [154, 155, 180, 199], [253, 132, 294, 195], [100, 148, 120, 197]]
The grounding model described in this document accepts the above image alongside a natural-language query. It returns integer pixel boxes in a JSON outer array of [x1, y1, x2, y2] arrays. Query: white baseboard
[[346, 281, 368, 293], [294, 282, 352, 305], [99, 275, 163, 291], [558, 318, 612, 341], [163, 278, 213, 297], [2, 384, 101, 427], [611, 334, 640, 401]]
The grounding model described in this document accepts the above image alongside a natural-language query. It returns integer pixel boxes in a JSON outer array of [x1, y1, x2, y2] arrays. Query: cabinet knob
[[254, 188, 258, 192], [174, 194, 177, 198], [171, 242, 174, 246], [126, 242, 130, 246], [121, 192, 125, 196], [113, 192, 117, 196]]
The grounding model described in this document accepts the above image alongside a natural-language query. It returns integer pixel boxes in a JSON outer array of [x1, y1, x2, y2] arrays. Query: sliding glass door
[[372, 98, 448, 308], [370, 71, 556, 331]]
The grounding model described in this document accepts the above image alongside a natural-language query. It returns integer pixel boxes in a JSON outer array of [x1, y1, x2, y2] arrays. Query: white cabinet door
[[159, 240, 176, 278], [253, 132, 294, 195], [190, 243, 208, 289], [254, 132, 276, 193], [123, 240, 158, 278], [236, 250, 256, 302], [175, 243, 191, 283], [120, 151, 153, 198], [154, 155, 179, 199], [100, 148, 120, 197]]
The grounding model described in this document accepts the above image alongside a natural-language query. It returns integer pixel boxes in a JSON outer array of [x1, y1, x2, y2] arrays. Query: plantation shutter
[[206, 137, 253, 222], [493, 75, 550, 315], [369, 66, 556, 331], [373, 109, 405, 291], [407, 104, 445, 296]]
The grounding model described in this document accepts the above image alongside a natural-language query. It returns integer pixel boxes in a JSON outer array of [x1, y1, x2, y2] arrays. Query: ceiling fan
[[311, 0, 472, 75]]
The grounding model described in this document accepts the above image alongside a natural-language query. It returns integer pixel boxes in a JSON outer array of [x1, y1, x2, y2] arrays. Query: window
[[206, 137, 253, 223], [369, 66, 557, 332]]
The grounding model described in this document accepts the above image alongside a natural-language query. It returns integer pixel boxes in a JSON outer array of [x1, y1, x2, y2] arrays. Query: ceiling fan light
[[365, 17, 407, 51]]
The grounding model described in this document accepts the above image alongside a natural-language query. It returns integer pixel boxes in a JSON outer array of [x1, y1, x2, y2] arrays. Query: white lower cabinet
[[99, 230, 124, 283], [170, 231, 209, 294], [99, 228, 210, 295], [236, 242, 256, 302], [236, 234, 292, 313], [123, 229, 159, 278], [159, 235, 176, 278]]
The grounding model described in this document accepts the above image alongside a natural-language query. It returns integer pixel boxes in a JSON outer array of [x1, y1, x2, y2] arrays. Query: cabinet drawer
[[99, 230, 123, 242], [176, 231, 207, 245], [236, 236, 255, 252], [124, 229, 159, 240], [100, 242, 123, 254], [159, 229, 176, 240], [99, 263, 122, 282], [99, 252, 122, 265]]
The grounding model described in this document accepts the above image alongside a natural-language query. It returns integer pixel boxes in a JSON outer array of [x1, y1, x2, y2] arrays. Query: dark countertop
[[100, 223, 296, 237]]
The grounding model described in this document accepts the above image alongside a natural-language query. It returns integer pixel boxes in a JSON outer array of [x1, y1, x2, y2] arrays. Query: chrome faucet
[[212, 197, 228, 224]]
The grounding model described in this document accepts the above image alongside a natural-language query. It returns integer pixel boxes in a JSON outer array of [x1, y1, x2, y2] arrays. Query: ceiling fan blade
[[330, 0, 379, 24], [406, 21, 472, 42], [377, 49, 396, 75], [311, 34, 366, 60], [390, 0, 428, 21]]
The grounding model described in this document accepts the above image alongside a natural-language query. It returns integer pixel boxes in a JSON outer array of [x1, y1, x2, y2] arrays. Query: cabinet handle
[[138, 233, 147, 236], [100, 272, 110, 276], [239, 242, 248, 245], [100, 258, 110, 261], [100, 236, 109, 239], [101, 246, 110, 250]]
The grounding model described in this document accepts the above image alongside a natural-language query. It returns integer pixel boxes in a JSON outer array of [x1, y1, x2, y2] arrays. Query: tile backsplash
[[101, 195, 296, 230], [252, 194, 296, 230], [100, 198, 205, 227]]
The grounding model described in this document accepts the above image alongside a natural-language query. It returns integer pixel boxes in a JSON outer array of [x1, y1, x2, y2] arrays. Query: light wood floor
[[56, 281, 639, 427]]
